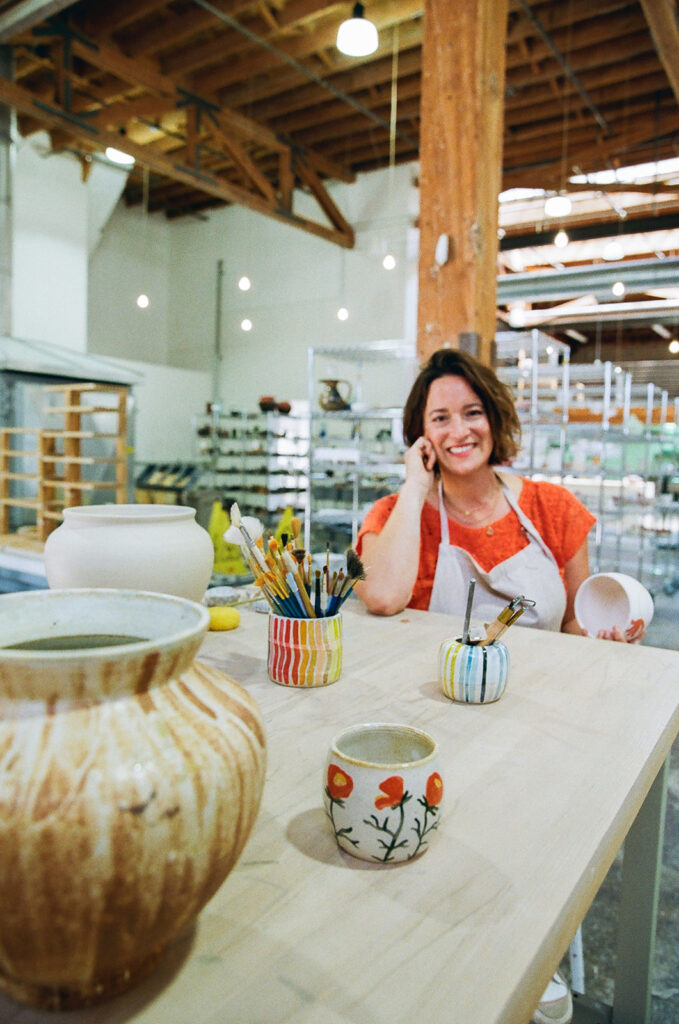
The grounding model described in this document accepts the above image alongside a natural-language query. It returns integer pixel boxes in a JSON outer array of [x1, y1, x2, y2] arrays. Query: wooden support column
[[417, 0, 508, 365]]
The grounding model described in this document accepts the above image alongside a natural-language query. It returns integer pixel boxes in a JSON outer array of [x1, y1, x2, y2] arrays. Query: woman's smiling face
[[423, 375, 494, 473]]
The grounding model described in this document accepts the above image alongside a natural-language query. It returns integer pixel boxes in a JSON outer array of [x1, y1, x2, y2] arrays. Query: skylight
[[570, 157, 679, 186]]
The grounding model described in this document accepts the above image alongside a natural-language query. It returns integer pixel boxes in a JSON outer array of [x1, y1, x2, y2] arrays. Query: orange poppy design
[[327, 764, 353, 800], [375, 775, 404, 810], [425, 772, 443, 806]]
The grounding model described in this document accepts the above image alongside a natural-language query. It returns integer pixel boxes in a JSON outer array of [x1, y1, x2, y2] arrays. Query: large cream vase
[[0, 589, 266, 1010], [43, 504, 214, 602]]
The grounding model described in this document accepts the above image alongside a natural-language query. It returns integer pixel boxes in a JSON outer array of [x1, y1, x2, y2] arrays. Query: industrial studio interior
[[0, 2, 679, 1023]]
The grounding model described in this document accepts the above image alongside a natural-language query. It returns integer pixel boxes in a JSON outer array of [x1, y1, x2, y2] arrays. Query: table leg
[[612, 756, 669, 1024]]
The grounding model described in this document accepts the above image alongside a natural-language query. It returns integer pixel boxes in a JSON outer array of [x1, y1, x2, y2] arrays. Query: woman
[[356, 347, 643, 642], [356, 347, 643, 1024]]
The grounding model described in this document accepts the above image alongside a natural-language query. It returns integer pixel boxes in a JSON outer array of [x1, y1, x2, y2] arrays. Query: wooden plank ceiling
[[0, 0, 678, 359], [0, 1, 677, 227]]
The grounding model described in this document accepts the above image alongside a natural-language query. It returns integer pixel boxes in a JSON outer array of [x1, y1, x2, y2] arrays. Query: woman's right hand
[[404, 436, 436, 494]]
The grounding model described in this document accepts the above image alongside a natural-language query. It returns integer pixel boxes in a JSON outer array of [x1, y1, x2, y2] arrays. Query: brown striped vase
[[0, 589, 267, 1010]]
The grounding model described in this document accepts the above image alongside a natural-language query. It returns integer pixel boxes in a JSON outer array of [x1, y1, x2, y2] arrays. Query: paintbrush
[[290, 516, 303, 550], [282, 549, 316, 617], [314, 568, 322, 617], [325, 570, 345, 616], [333, 549, 367, 611], [229, 503, 268, 573]]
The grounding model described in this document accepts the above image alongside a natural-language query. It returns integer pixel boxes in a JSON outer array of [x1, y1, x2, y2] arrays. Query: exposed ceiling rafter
[[0, 0, 77, 41], [640, 0, 679, 105], [0, 14, 357, 245]]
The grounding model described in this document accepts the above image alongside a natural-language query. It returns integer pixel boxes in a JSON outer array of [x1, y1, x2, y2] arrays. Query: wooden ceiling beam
[[193, 0, 423, 96], [121, 1, 264, 61], [509, 4, 648, 63], [505, 95, 676, 152], [0, 0, 80, 41], [505, 68, 667, 119], [506, 28, 655, 81], [289, 95, 421, 149], [242, 41, 422, 121], [220, 28, 422, 112], [506, 0, 634, 45], [0, 72, 354, 246], [80, 0, 170, 41], [158, 1, 340, 76], [267, 76, 421, 137], [293, 154, 353, 236], [505, 97, 679, 156], [640, 0, 679, 107], [500, 197, 679, 237]]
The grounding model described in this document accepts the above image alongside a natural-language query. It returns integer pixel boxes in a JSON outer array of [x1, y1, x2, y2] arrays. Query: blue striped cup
[[438, 638, 509, 704]]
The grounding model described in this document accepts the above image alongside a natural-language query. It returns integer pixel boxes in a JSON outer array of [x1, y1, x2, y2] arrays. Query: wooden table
[[3, 604, 679, 1024]]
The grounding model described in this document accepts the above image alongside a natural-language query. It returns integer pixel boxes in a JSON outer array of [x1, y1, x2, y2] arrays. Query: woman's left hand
[[590, 617, 646, 644]]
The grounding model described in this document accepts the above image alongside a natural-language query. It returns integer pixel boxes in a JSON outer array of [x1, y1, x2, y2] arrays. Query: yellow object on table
[[208, 605, 241, 631]]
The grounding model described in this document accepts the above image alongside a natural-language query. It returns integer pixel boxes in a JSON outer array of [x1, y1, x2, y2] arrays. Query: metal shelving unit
[[497, 330, 679, 592], [305, 343, 417, 553], [192, 406, 309, 523]]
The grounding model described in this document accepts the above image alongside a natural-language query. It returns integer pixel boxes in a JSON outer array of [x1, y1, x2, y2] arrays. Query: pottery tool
[[462, 578, 476, 644], [490, 605, 526, 643], [481, 595, 536, 645]]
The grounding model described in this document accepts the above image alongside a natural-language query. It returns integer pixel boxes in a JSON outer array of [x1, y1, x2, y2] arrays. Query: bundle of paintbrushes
[[224, 503, 365, 618]]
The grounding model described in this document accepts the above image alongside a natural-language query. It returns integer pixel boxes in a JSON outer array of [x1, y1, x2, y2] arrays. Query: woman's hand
[[588, 618, 646, 644], [404, 436, 436, 495]]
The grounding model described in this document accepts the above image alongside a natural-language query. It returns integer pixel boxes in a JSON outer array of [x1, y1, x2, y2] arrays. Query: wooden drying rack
[[0, 381, 128, 542]]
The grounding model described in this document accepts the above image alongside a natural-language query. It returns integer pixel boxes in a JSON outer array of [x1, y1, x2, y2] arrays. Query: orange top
[[356, 477, 596, 611]]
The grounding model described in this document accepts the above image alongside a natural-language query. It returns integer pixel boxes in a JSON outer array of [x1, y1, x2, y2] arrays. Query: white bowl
[[574, 572, 654, 636]]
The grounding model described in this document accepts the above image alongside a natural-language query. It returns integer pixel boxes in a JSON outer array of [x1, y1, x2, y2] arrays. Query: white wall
[[88, 204, 172, 365], [9, 134, 211, 462], [166, 163, 420, 409], [105, 357, 211, 462], [12, 142, 421, 460], [89, 162, 420, 416], [12, 135, 89, 349]]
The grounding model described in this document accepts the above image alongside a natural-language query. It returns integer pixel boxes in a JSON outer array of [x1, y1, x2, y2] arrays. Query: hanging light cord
[[388, 24, 399, 179], [190, 0, 417, 147]]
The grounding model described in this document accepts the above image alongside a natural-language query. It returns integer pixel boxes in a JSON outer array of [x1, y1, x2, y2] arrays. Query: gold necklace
[[442, 483, 503, 530]]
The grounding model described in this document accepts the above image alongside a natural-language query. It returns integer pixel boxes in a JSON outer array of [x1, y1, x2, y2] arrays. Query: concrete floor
[[559, 584, 679, 1023]]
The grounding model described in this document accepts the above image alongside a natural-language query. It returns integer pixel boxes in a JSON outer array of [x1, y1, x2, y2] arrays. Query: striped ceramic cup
[[267, 613, 343, 687], [438, 637, 509, 704]]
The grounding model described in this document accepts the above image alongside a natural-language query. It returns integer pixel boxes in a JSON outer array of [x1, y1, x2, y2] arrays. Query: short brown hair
[[403, 348, 521, 465]]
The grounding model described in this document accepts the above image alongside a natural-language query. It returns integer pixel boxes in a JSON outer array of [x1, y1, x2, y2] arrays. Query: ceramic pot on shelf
[[318, 379, 352, 412], [44, 504, 214, 602], [0, 588, 267, 1011]]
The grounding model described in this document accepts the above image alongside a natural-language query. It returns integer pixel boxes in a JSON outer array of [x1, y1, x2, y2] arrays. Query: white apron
[[428, 475, 566, 631]]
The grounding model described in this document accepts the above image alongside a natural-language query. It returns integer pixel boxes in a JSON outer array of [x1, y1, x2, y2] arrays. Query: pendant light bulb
[[105, 146, 135, 167], [554, 229, 569, 249], [337, 3, 378, 57], [544, 193, 572, 218]]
